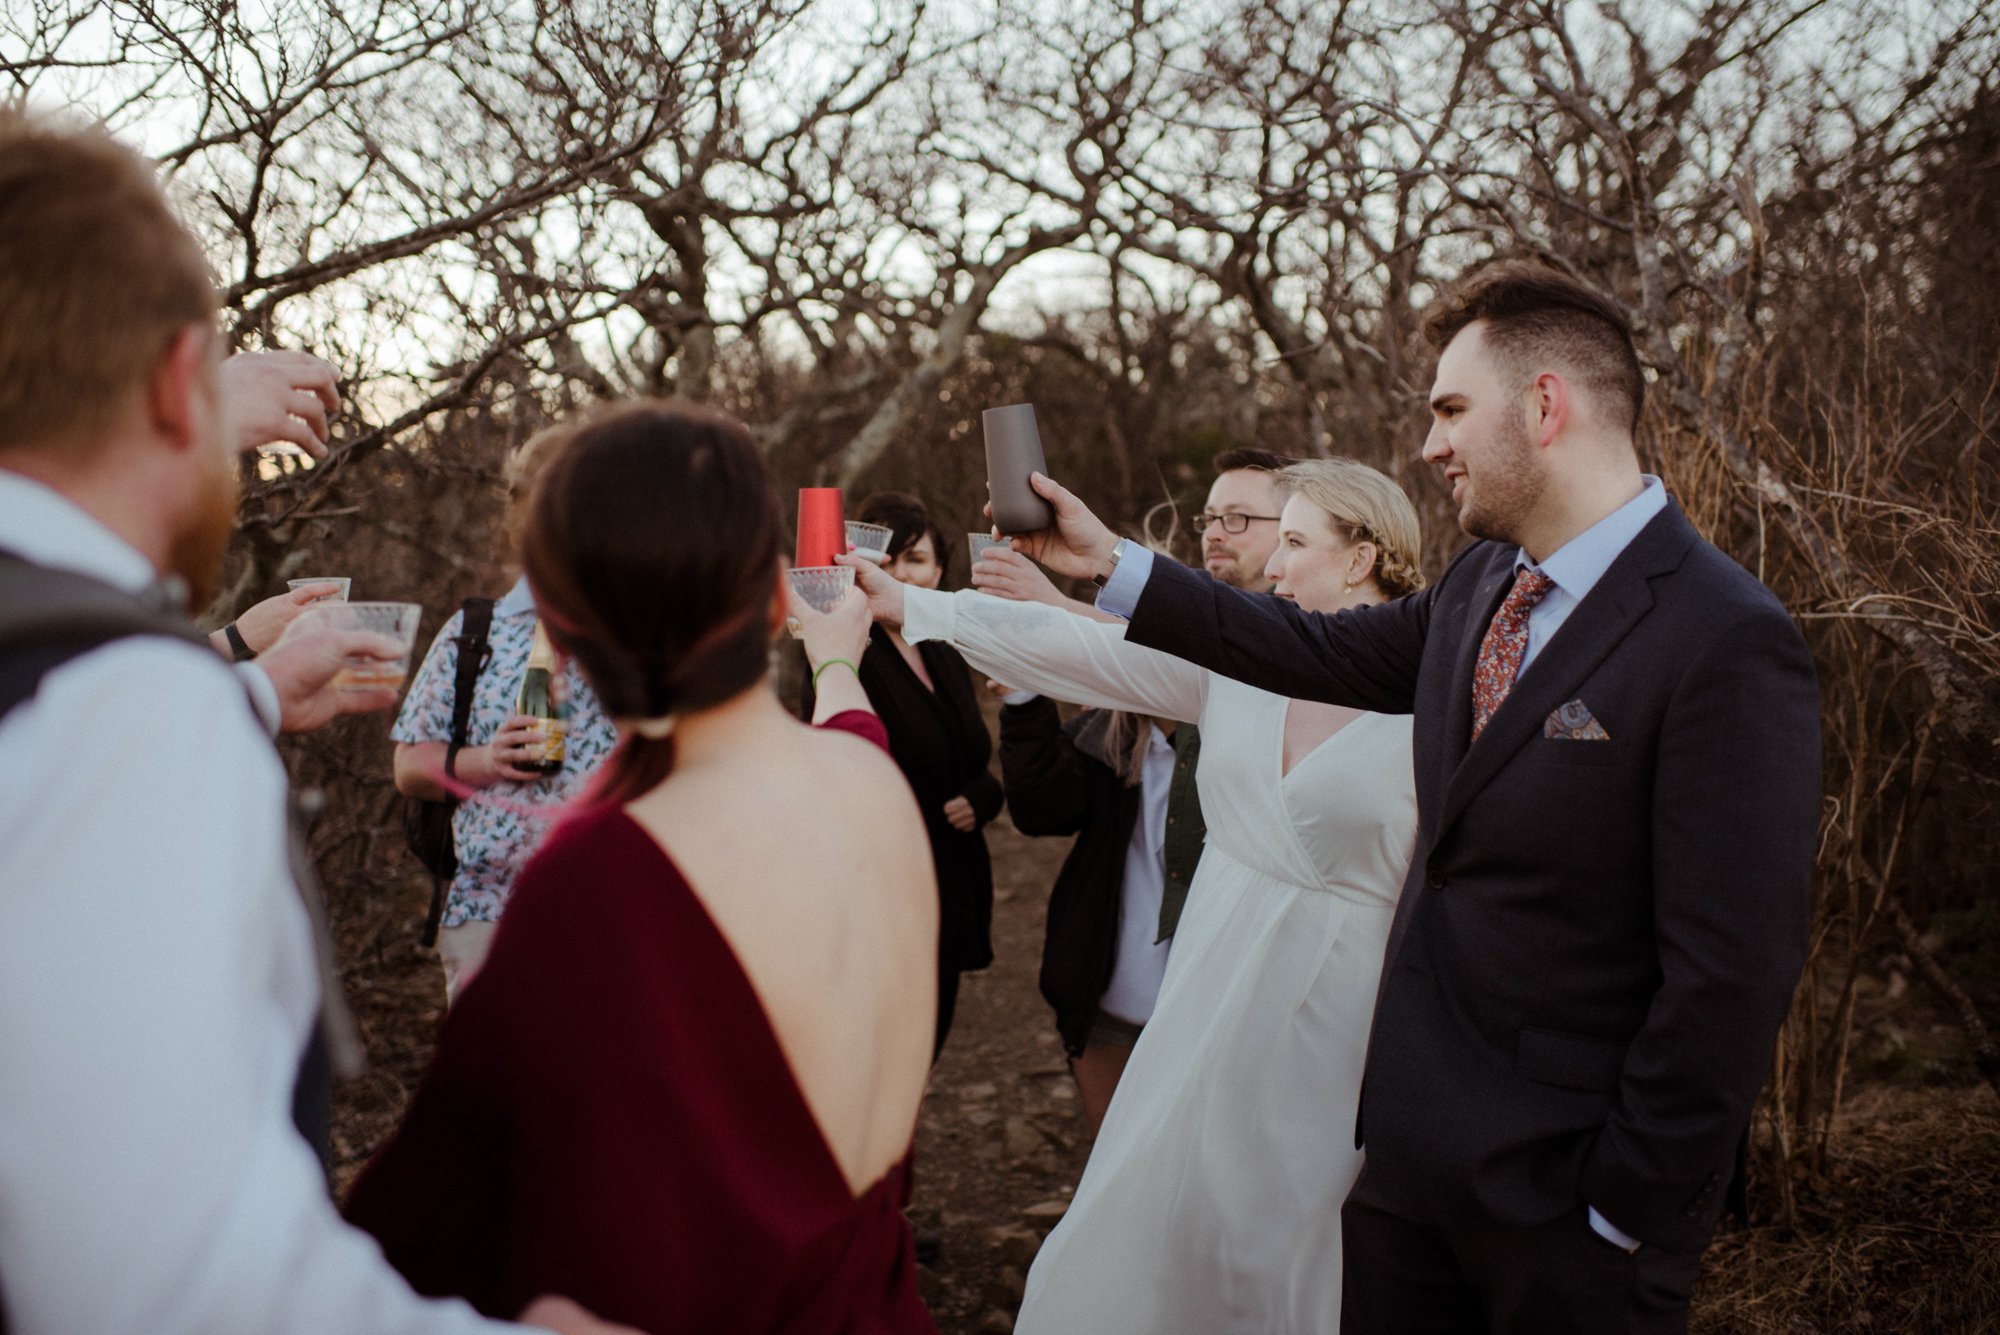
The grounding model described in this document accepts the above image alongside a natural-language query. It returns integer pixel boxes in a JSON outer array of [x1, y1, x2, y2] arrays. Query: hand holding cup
[[786, 577, 872, 674], [834, 551, 908, 629], [980, 472, 1119, 583], [230, 582, 346, 657], [256, 622, 406, 733], [970, 544, 1067, 607]]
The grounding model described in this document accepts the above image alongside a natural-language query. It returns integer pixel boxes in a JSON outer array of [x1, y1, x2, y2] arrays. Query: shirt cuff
[[1587, 1205, 1642, 1252], [901, 584, 955, 645], [235, 662, 282, 737], [999, 689, 1039, 706], [1094, 539, 1153, 620]]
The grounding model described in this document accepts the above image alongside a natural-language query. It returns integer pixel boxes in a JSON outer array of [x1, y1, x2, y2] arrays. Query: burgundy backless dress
[[345, 713, 935, 1333]]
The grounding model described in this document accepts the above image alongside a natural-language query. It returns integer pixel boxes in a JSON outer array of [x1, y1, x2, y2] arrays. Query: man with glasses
[[1191, 448, 1293, 593], [1139, 447, 1295, 944]]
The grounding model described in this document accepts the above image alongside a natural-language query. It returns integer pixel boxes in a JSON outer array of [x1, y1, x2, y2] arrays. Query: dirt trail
[[910, 806, 1091, 1334]]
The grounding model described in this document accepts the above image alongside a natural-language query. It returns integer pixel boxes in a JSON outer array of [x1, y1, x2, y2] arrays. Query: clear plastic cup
[[787, 565, 855, 615], [298, 600, 423, 691], [287, 576, 351, 602], [968, 533, 1011, 567], [846, 521, 893, 563]]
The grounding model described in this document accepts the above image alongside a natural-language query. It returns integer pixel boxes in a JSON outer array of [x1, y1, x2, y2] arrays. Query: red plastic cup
[[796, 488, 847, 568]]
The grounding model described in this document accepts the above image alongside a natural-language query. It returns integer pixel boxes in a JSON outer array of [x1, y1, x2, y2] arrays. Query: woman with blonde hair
[[853, 455, 1428, 1334]]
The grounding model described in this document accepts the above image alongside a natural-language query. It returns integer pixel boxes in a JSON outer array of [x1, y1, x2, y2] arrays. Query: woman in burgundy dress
[[345, 401, 940, 1335]]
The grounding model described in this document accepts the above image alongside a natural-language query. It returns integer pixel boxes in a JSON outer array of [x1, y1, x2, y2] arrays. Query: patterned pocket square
[[1545, 699, 1611, 741]]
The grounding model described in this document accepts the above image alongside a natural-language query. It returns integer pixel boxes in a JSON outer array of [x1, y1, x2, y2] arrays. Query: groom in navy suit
[[1010, 261, 1821, 1332]]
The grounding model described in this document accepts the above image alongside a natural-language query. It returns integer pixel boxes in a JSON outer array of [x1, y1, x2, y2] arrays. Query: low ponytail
[[521, 399, 785, 809]]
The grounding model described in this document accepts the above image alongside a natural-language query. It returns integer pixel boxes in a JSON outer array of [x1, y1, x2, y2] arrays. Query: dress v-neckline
[[1276, 698, 1372, 783], [611, 808, 912, 1206]]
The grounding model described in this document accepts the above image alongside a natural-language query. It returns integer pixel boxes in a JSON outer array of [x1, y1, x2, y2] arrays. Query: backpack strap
[[446, 597, 497, 772], [417, 596, 497, 948], [0, 551, 211, 720]]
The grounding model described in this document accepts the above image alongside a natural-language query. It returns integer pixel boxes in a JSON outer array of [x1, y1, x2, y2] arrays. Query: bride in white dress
[[855, 459, 1427, 1333]]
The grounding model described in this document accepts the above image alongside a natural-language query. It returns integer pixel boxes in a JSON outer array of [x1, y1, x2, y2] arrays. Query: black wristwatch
[[223, 621, 257, 662]]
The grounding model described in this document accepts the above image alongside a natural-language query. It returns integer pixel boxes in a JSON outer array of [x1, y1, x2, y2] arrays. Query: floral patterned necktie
[[1471, 566, 1556, 741]]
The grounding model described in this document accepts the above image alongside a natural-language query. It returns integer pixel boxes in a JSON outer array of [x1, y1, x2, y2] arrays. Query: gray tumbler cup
[[983, 403, 1056, 533]]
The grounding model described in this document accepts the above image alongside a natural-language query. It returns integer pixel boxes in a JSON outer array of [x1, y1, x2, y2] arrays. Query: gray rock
[[983, 1265, 1027, 1309], [1003, 1115, 1047, 1160], [1021, 1197, 1070, 1226], [985, 1223, 1044, 1270]]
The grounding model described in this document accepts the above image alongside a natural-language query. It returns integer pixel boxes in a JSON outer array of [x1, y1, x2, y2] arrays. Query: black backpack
[[400, 596, 495, 947]]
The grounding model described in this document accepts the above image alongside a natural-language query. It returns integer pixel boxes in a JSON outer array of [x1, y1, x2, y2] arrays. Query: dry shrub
[[1694, 1087, 2000, 1334]]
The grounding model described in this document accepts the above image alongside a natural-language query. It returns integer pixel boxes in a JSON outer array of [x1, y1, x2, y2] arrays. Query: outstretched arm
[[974, 470, 1434, 714], [898, 580, 1208, 726], [1123, 553, 1431, 715]]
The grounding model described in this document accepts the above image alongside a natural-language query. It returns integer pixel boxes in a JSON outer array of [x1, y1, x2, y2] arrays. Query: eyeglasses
[[1190, 511, 1282, 535]]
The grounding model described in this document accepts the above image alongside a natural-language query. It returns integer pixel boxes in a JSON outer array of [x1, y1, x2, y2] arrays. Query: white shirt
[[0, 471, 511, 1334], [1098, 722, 1177, 1027]]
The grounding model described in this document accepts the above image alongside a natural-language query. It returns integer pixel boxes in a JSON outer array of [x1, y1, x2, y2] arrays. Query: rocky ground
[[331, 781, 2000, 1335]]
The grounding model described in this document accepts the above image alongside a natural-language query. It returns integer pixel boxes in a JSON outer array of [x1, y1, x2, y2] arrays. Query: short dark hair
[[1421, 260, 1645, 433], [1213, 447, 1297, 475], [857, 491, 951, 581]]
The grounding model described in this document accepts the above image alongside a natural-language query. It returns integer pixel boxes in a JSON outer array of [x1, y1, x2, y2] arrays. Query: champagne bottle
[[513, 620, 566, 774]]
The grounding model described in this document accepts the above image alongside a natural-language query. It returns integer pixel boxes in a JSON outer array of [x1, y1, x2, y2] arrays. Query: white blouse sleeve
[[903, 587, 1208, 724]]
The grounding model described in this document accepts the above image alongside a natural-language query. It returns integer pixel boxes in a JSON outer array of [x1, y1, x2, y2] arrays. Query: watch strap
[[224, 621, 256, 662]]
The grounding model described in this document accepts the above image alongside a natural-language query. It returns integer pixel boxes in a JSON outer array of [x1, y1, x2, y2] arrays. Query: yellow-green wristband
[[811, 658, 860, 690]]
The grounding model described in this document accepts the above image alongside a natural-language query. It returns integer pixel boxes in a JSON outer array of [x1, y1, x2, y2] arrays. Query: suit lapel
[[1434, 504, 1695, 839]]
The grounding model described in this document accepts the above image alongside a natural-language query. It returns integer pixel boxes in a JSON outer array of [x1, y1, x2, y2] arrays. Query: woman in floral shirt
[[391, 427, 617, 999]]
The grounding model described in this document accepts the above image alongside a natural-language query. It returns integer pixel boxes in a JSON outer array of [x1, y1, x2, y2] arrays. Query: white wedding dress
[[902, 587, 1417, 1334]]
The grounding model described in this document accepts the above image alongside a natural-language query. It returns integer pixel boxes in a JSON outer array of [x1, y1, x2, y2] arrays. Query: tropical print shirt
[[391, 576, 618, 925]]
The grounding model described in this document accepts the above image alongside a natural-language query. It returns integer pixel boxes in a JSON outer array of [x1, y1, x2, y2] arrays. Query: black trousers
[[933, 965, 962, 1062], [1340, 1197, 1703, 1335]]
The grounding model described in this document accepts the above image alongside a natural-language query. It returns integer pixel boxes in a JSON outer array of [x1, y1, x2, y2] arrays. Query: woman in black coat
[[806, 493, 1003, 1058], [1001, 696, 1176, 1135]]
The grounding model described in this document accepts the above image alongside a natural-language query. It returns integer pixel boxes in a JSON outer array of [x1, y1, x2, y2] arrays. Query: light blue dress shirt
[[1517, 476, 1667, 674]]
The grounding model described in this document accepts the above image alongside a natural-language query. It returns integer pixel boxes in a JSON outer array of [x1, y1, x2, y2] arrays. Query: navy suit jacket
[[1123, 499, 1819, 1252]]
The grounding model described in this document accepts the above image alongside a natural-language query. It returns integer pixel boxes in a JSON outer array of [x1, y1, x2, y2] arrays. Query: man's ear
[[147, 323, 215, 455], [1530, 371, 1570, 449]]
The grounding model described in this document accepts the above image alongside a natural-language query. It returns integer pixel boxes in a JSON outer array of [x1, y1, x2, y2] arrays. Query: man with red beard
[[0, 109, 630, 1335]]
